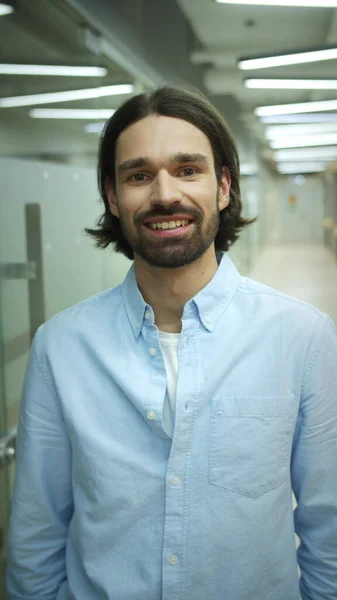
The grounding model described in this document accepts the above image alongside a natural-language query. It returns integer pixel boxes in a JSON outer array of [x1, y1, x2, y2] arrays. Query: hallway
[[248, 243, 337, 327]]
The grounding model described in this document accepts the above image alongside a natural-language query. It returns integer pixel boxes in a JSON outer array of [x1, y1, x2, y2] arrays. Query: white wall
[[272, 175, 325, 245]]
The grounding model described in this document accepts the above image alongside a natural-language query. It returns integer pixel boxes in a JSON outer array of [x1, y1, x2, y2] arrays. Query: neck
[[135, 246, 219, 333]]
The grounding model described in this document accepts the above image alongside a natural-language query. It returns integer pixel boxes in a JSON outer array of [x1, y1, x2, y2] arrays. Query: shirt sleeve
[[6, 324, 73, 600], [291, 314, 337, 600]]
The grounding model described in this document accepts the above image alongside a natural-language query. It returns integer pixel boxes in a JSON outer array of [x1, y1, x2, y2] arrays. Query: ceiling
[[0, 0, 136, 163], [176, 0, 337, 102], [1, 0, 337, 172], [175, 0, 337, 166]]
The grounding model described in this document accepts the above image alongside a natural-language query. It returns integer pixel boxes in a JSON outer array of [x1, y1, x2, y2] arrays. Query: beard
[[117, 196, 220, 269]]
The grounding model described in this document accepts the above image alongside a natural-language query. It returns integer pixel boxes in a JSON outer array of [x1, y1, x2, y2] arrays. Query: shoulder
[[34, 284, 123, 354], [236, 275, 328, 329]]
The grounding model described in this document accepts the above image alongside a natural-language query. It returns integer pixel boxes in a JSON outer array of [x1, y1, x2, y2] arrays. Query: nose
[[150, 170, 183, 206]]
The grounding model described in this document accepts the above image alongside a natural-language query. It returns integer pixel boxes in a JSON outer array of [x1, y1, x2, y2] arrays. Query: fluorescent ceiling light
[[84, 121, 107, 133], [277, 162, 328, 174], [240, 163, 258, 175], [265, 123, 337, 138], [0, 83, 134, 108], [29, 109, 115, 119], [270, 134, 337, 148], [217, 0, 337, 5], [245, 79, 337, 89], [273, 147, 337, 160], [0, 64, 108, 76], [255, 99, 337, 116], [260, 113, 337, 123], [0, 2, 14, 16], [293, 174, 306, 184], [239, 48, 337, 70]]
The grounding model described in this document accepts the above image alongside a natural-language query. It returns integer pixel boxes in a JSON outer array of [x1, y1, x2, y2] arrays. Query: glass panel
[[0, 270, 10, 598], [0, 169, 33, 598], [0, 277, 31, 600]]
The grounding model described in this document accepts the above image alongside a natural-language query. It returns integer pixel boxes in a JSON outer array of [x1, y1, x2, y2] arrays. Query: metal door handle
[[0, 427, 17, 469]]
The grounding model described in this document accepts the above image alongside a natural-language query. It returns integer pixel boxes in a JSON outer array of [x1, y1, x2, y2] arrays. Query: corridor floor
[[248, 243, 337, 327]]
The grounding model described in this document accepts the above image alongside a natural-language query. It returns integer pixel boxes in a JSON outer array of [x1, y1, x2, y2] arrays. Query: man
[[6, 85, 337, 600]]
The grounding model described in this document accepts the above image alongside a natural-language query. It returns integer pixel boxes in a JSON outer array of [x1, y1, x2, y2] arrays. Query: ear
[[105, 178, 120, 218], [218, 166, 231, 211]]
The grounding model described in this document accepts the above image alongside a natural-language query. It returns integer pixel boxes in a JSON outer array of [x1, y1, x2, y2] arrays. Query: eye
[[179, 167, 199, 177], [128, 173, 150, 183]]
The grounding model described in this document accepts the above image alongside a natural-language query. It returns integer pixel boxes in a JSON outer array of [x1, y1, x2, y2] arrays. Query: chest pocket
[[210, 396, 295, 498]]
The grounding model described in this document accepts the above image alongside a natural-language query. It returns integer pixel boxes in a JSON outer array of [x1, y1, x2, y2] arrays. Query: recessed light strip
[[255, 99, 337, 116], [0, 3, 14, 16], [270, 134, 337, 148], [260, 114, 337, 123], [246, 79, 337, 89], [265, 123, 337, 138], [239, 48, 337, 70], [273, 147, 337, 160], [0, 84, 134, 108], [240, 163, 258, 175], [0, 64, 108, 76], [29, 109, 115, 119], [277, 163, 328, 174], [217, 0, 337, 5], [84, 122, 107, 133]]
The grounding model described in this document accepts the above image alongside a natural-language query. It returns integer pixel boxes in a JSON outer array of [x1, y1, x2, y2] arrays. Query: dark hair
[[85, 84, 257, 259]]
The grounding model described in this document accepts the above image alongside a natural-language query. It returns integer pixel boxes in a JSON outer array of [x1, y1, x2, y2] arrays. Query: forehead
[[115, 115, 213, 165]]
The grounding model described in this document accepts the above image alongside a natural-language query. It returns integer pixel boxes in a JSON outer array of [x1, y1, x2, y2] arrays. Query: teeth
[[148, 219, 189, 230]]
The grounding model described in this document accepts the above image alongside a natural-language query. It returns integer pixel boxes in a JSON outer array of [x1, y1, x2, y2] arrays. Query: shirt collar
[[121, 251, 241, 338]]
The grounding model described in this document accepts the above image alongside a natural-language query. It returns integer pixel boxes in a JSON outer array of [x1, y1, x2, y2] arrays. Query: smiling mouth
[[145, 219, 193, 231], [142, 219, 194, 238]]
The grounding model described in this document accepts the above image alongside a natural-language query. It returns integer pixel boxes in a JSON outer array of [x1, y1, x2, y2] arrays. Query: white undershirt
[[158, 330, 180, 438]]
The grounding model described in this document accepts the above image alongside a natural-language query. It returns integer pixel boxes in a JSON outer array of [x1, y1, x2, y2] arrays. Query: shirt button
[[205, 315, 212, 323], [171, 475, 181, 485], [145, 310, 151, 320], [136, 323, 140, 329], [147, 410, 156, 420], [149, 347, 157, 356], [169, 554, 179, 565]]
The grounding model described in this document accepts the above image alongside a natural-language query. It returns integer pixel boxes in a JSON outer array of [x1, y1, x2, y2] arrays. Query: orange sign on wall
[[288, 194, 297, 210]]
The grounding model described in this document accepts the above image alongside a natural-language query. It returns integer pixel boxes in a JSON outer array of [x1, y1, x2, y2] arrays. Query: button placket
[[142, 325, 167, 436], [161, 319, 200, 599]]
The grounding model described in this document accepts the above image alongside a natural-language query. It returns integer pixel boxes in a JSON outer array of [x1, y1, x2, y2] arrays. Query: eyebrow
[[118, 153, 209, 174]]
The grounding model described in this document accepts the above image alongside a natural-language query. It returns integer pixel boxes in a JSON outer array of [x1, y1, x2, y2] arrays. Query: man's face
[[106, 115, 230, 269]]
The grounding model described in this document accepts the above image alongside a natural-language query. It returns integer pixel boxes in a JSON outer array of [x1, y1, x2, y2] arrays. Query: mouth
[[143, 218, 194, 237]]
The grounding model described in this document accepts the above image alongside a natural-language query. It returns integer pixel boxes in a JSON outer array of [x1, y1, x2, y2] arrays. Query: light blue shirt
[[6, 252, 337, 600]]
